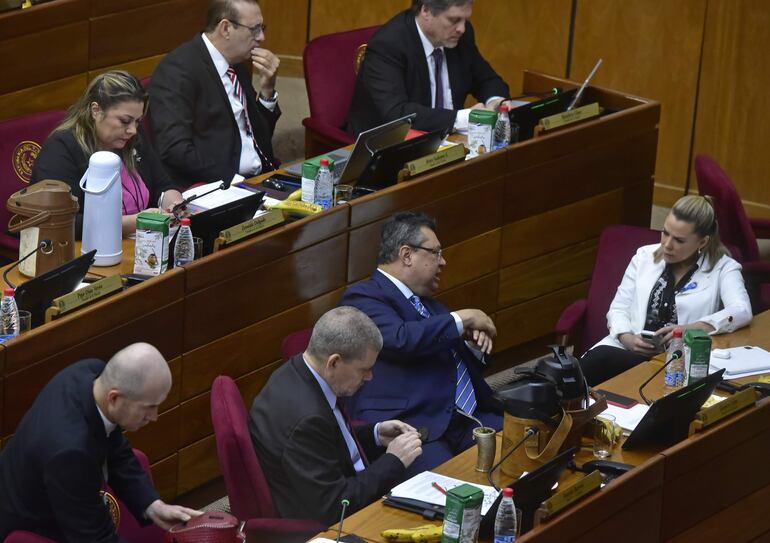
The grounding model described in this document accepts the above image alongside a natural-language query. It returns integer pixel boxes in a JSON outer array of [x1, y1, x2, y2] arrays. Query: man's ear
[[105, 388, 121, 408], [399, 245, 413, 266], [326, 353, 342, 370]]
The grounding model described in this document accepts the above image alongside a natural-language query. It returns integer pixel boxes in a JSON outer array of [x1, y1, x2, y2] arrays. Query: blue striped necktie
[[409, 295, 477, 415]]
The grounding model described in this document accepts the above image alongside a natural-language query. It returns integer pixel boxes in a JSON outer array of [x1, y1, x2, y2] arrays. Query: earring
[[698, 248, 702, 255]]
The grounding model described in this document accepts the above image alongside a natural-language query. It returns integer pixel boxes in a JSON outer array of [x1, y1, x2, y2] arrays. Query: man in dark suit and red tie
[[150, 0, 280, 187], [339, 212, 502, 476], [346, 0, 512, 135], [248, 307, 423, 525]]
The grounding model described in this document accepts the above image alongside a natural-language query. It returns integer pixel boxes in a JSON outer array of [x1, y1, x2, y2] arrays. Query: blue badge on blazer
[[681, 281, 697, 292]]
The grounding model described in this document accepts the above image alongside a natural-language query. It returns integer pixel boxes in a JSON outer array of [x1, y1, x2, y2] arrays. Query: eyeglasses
[[408, 245, 443, 260], [229, 20, 267, 37]]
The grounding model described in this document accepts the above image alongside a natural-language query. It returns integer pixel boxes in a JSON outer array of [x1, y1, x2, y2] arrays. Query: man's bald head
[[98, 342, 171, 400]]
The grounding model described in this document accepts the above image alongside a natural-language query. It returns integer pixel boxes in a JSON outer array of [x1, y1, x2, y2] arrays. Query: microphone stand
[[171, 181, 228, 218], [638, 351, 683, 406], [335, 498, 350, 543], [486, 427, 539, 491], [3, 240, 52, 289]]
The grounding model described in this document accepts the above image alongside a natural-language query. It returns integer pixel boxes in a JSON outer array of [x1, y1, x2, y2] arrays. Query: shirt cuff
[[259, 90, 279, 111], [453, 108, 471, 133], [450, 311, 464, 335], [373, 422, 382, 447], [485, 96, 505, 109]]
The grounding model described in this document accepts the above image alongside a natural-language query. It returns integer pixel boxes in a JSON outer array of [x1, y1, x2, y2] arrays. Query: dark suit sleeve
[[465, 23, 509, 104], [281, 413, 404, 525], [43, 450, 125, 543], [105, 433, 159, 526]]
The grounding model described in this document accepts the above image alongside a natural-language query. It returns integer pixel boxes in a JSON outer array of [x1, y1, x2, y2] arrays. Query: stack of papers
[[710, 346, 770, 379], [603, 403, 650, 433], [389, 471, 499, 515], [181, 181, 255, 211]]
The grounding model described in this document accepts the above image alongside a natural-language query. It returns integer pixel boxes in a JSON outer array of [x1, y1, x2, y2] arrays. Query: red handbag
[[165, 512, 245, 543]]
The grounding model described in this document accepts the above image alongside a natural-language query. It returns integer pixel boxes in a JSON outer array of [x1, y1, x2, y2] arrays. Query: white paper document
[[710, 346, 770, 378], [603, 403, 650, 433], [181, 181, 256, 210], [389, 471, 499, 516]]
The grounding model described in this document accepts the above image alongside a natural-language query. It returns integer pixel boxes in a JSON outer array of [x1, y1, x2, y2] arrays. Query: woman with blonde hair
[[31, 70, 183, 238], [580, 195, 752, 386]]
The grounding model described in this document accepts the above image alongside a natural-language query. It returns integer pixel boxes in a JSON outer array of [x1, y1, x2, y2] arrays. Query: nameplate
[[215, 210, 284, 249], [689, 387, 759, 435], [404, 144, 467, 177], [539, 102, 600, 132], [46, 275, 124, 320], [539, 470, 602, 518]]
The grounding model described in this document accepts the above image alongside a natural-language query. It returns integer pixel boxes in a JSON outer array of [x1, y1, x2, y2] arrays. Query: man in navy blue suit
[[340, 212, 502, 474]]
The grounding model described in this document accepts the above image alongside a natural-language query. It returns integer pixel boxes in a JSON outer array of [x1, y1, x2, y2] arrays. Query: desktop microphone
[[2, 239, 52, 289], [638, 350, 683, 405], [336, 498, 350, 543], [171, 181, 228, 218], [486, 427, 540, 491]]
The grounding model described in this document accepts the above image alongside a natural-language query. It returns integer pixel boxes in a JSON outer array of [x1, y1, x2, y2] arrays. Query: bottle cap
[[3, 288, 15, 297], [499, 105, 510, 113], [673, 328, 683, 337], [180, 218, 191, 226], [320, 158, 329, 166], [502, 487, 513, 497]]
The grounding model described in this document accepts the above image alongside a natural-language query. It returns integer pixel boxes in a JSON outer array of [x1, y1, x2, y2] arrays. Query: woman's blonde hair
[[55, 70, 147, 173], [654, 194, 729, 271]]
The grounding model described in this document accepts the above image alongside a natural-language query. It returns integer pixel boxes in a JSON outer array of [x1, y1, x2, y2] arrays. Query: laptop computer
[[622, 368, 725, 450], [285, 114, 415, 183]]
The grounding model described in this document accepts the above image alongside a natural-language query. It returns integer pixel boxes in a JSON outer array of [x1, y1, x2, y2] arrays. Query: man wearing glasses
[[150, 0, 280, 187], [339, 212, 502, 475]]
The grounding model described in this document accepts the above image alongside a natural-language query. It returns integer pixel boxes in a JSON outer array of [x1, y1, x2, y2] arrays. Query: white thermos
[[79, 151, 122, 266]]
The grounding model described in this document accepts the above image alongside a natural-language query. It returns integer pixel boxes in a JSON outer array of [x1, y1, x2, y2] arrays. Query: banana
[[286, 188, 302, 201], [381, 524, 442, 542], [264, 199, 322, 218]]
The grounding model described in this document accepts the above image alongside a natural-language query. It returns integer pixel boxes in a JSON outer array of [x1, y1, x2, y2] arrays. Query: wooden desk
[[0, 71, 660, 500]]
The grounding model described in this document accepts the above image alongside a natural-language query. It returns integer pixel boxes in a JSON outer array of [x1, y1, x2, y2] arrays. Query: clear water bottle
[[493, 105, 511, 150], [494, 487, 517, 542], [0, 287, 20, 337], [664, 328, 685, 390], [314, 158, 333, 210], [174, 217, 195, 268]]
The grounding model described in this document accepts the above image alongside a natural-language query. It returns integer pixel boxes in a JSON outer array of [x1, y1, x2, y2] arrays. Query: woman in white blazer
[[581, 195, 752, 386]]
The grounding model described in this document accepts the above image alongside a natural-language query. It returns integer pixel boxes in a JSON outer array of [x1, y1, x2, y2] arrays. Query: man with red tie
[[150, 0, 280, 187], [248, 307, 423, 525]]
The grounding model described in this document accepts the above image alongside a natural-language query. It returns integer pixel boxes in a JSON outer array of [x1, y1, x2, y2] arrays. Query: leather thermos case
[[7, 180, 79, 277]]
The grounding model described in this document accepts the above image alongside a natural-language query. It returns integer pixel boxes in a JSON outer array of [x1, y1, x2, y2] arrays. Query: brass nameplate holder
[[399, 144, 468, 181], [534, 103, 601, 137], [45, 275, 125, 323], [534, 470, 602, 525], [213, 209, 284, 252], [688, 387, 759, 436]]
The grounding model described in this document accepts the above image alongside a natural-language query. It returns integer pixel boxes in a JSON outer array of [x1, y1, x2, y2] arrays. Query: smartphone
[[261, 172, 301, 192], [640, 330, 663, 349], [418, 426, 430, 443], [595, 389, 638, 408]]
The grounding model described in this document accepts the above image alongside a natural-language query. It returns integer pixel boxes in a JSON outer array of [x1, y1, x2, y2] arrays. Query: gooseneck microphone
[[638, 350, 683, 405], [335, 498, 350, 543], [3, 239, 52, 289], [171, 181, 228, 218], [486, 427, 540, 491]]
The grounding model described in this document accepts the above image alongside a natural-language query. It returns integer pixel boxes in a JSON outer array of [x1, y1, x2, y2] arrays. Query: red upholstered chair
[[210, 375, 326, 539], [4, 448, 165, 543], [301, 25, 380, 157], [695, 154, 770, 312], [555, 225, 661, 355], [0, 109, 66, 258], [281, 328, 312, 361]]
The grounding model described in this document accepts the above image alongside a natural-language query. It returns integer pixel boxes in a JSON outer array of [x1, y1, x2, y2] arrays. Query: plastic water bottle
[[664, 328, 685, 390], [0, 288, 20, 338], [174, 217, 195, 267], [314, 158, 333, 210], [493, 105, 511, 150], [494, 487, 517, 542]]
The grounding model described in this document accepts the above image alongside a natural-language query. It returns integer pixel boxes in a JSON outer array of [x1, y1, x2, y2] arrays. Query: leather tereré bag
[[164, 512, 245, 543]]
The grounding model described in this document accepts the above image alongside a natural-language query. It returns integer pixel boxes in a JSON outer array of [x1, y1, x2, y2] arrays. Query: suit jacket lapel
[[405, 15, 433, 107], [193, 35, 239, 133], [444, 48, 464, 108]]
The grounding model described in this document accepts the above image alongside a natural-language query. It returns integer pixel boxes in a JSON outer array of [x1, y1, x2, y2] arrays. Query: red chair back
[[0, 110, 67, 253], [578, 225, 661, 354], [210, 375, 279, 521], [303, 26, 379, 133], [280, 328, 312, 361], [694, 154, 760, 263]]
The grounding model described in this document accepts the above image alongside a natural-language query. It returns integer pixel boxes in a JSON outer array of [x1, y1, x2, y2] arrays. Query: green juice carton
[[134, 212, 169, 275], [467, 109, 496, 156], [684, 328, 712, 384], [301, 156, 335, 204], [441, 483, 482, 543]]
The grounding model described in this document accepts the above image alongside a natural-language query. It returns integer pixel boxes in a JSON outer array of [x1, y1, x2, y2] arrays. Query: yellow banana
[[264, 199, 322, 218], [286, 188, 302, 201], [411, 524, 443, 542], [381, 524, 441, 542]]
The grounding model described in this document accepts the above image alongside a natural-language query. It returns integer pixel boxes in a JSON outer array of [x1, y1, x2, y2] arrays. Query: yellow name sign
[[214, 209, 284, 251], [539, 470, 602, 519], [540, 102, 601, 131], [46, 275, 124, 321], [689, 387, 759, 435], [405, 144, 467, 177]]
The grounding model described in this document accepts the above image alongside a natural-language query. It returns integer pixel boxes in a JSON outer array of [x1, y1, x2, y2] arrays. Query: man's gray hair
[[376, 211, 437, 265], [99, 343, 169, 400], [307, 307, 383, 361], [411, 0, 472, 15]]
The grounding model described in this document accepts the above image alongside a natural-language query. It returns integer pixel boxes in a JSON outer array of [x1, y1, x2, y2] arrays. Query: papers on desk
[[181, 181, 255, 211], [389, 471, 499, 516], [603, 403, 650, 434], [709, 346, 770, 378]]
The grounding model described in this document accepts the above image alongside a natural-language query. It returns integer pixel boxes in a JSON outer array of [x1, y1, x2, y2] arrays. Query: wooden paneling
[[150, 453, 178, 503], [571, 0, 707, 202], [0, 0, 87, 39], [473, 0, 572, 96], [177, 434, 220, 495], [88, 54, 166, 82], [690, 0, 770, 218], [128, 407, 180, 463], [437, 229, 501, 293], [160, 357, 182, 414], [435, 273, 499, 321], [260, 0, 309, 57], [0, 74, 86, 122], [308, 0, 408, 40]]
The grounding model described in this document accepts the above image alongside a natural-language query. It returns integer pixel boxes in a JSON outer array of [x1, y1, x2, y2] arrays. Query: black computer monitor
[[187, 191, 265, 256], [509, 89, 578, 141], [15, 249, 97, 327]]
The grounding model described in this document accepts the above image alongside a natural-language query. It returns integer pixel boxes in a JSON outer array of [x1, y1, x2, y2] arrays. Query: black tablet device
[[187, 191, 265, 256], [15, 249, 97, 327], [622, 368, 725, 450]]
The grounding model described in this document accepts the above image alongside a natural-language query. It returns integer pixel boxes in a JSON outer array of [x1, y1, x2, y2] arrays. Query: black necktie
[[431, 48, 445, 109]]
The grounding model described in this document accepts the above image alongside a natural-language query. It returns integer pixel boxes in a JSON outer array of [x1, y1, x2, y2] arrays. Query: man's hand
[[464, 329, 493, 354], [618, 332, 659, 357], [385, 431, 422, 468], [145, 499, 203, 530], [377, 420, 416, 447], [251, 47, 280, 98], [455, 309, 497, 338]]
